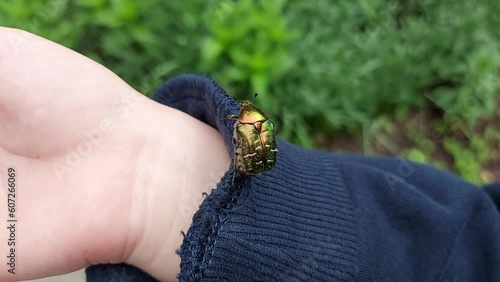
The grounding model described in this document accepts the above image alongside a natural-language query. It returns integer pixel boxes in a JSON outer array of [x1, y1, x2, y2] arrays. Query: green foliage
[[0, 0, 80, 46], [420, 1, 500, 128], [274, 0, 500, 144], [200, 0, 296, 98], [2, 0, 498, 139], [441, 125, 500, 184], [443, 138, 484, 184], [405, 148, 430, 164], [1, 0, 499, 177], [0, 0, 208, 95], [398, 120, 446, 169]]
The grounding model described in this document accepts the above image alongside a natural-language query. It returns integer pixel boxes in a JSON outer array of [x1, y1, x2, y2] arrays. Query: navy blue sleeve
[[86, 74, 500, 281]]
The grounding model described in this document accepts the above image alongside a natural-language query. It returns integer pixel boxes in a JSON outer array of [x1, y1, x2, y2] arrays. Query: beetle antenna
[[253, 93, 258, 100]]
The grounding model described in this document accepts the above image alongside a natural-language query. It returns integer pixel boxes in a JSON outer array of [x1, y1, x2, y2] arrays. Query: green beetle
[[229, 97, 278, 177]]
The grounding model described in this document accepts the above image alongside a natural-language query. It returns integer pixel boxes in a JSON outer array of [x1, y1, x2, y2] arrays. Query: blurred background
[[1, 0, 499, 185], [0, 0, 498, 280]]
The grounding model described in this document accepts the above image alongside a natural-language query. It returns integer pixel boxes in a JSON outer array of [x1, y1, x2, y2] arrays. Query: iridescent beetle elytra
[[228, 94, 278, 180]]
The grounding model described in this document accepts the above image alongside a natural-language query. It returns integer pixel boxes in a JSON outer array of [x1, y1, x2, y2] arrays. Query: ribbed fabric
[[86, 74, 500, 281], [191, 142, 359, 282], [151, 74, 359, 281]]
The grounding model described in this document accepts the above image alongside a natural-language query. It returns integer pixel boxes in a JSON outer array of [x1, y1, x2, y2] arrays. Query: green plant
[[272, 0, 500, 146], [0, 0, 83, 47], [443, 138, 483, 184], [405, 148, 429, 164], [0, 0, 208, 95], [442, 131, 499, 184], [200, 0, 296, 100]]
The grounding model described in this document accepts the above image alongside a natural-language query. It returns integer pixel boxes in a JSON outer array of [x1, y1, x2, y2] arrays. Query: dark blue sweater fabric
[[86, 74, 500, 281]]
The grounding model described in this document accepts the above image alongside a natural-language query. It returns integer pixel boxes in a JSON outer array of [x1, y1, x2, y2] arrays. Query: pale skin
[[0, 27, 230, 281]]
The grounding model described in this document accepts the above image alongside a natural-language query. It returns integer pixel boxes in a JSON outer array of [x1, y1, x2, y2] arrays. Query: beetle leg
[[227, 114, 239, 120], [232, 153, 241, 185], [232, 161, 236, 184]]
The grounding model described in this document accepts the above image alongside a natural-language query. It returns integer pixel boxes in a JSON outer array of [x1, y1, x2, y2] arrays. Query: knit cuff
[[155, 74, 358, 281], [86, 74, 359, 282]]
